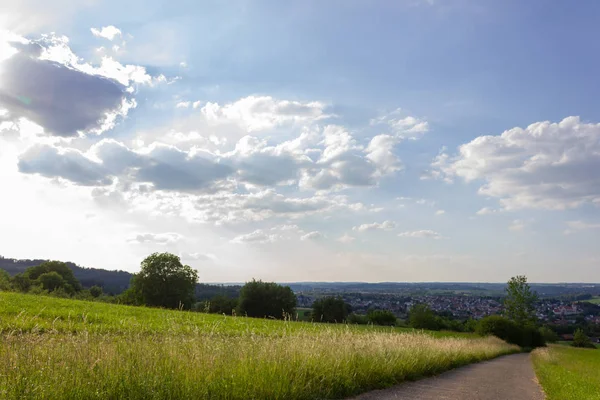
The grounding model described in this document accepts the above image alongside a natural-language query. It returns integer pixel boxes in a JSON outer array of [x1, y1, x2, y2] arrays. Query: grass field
[[582, 296, 600, 305], [533, 345, 600, 400], [0, 292, 519, 399]]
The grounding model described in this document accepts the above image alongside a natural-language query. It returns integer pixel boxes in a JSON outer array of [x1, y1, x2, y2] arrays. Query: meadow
[[0, 292, 519, 399], [583, 296, 600, 305], [533, 345, 600, 400]]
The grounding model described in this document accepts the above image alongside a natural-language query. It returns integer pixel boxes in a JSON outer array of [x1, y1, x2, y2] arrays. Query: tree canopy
[[504, 275, 538, 325], [132, 253, 198, 309], [237, 279, 296, 319], [312, 296, 351, 323], [409, 303, 438, 330]]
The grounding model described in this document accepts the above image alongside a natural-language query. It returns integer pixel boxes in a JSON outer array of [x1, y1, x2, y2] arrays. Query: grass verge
[[532, 345, 600, 400], [0, 292, 519, 399]]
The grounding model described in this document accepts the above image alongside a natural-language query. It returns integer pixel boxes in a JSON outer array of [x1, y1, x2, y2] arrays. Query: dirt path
[[349, 353, 545, 400]]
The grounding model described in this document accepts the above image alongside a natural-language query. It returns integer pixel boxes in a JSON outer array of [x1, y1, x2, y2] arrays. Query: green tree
[[409, 304, 439, 330], [0, 269, 11, 291], [38, 271, 66, 292], [572, 328, 596, 349], [24, 261, 82, 294], [312, 296, 351, 323], [132, 253, 198, 309], [203, 295, 238, 314], [504, 275, 538, 325], [90, 285, 103, 298], [367, 310, 397, 326], [236, 279, 296, 319], [539, 326, 560, 343]]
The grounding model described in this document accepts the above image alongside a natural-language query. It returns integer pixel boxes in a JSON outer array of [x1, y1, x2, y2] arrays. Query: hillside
[[0, 292, 519, 399]]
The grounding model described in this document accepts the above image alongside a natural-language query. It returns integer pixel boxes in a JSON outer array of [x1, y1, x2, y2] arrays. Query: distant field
[[533, 345, 600, 400], [583, 296, 600, 304], [0, 292, 518, 399]]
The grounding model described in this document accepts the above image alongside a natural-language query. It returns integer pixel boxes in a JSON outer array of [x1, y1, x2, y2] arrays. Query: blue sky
[[1, 0, 599, 282]]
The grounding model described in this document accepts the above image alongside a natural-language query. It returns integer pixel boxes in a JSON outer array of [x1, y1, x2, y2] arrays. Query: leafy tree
[[504, 275, 538, 325], [572, 328, 596, 349], [38, 271, 66, 292], [132, 253, 198, 309], [539, 326, 560, 343], [0, 269, 11, 291], [12, 274, 31, 292], [25, 261, 82, 293], [236, 279, 296, 319], [476, 315, 545, 348], [367, 310, 397, 326], [90, 285, 103, 298], [409, 304, 439, 330], [347, 313, 368, 325], [312, 296, 351, 323], [202, 295, 238, 314]]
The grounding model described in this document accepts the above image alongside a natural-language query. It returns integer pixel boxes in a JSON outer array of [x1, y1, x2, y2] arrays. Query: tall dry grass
[[0, 329, 517, 400]]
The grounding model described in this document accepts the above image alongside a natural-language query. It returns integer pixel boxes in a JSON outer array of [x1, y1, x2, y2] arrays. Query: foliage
[[0, 269, 11, 291], [533, 345, 600, 400], [132, 253, 198, 309], [572, 328, 596, 349], [236, 279, 296, 319], [409, 304, 439, 330], [504, 275, 538, 325], [539, 326, 560, 343], [311, 296, 351, 323], [197, 295, 238, 315], [0, 292, 519, 400], [367, 310, 397, 326], [38, 271, 66, 292], [476, 315, 545, 348], [90, 285, 103, 298], [346, 313, 369, 325]]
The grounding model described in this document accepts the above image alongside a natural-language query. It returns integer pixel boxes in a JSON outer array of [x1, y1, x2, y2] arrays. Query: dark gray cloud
[[0, 42, 129, 137]]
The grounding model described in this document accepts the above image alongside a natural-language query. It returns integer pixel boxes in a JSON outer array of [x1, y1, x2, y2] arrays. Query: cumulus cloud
[[337, 234, 355, 243], [508, 219, 530, 232], [300, 231, 324, 241], [370, 109, 429, 139], [352, 220, 396, 232], [0, 33, 161, 137], [476, 207, 502, 216], [201, 96, 329, 132], [398, 230, 442, 239], [435, 210, 445, 215], [127, 232, 183, 244], [433, 117, 600, 210], [231, 229, 280, 244], [91, 26, 122, 41]]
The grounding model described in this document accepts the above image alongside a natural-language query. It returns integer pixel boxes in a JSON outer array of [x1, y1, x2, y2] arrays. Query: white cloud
[[476, 207, 501, 216], [352, 220, 396, 232], [433, 117, 600, 210], [127, 232, 183, 245], [398, 230, 442, 239], [176, 101, 191, 109], [201, 96, 329, 132], [300, 231, 324, 241], [91, 26, 122, 41], [564, 220, 600, 235], [508, 219, 528, 232], [231, 229, 280, 244], [370, 109, 429, 139], [435, 210, 445, 215], [337, 234, 355, 243]]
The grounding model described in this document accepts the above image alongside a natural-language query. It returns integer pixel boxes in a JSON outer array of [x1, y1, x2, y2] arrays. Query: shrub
[[90, 285, 103, 298], [572, 328, 596, 349], [347, 313, 368, 325], [311, 296, 351, 323], [539, 326, 560, 343], [409, 304, 439, 330], [237, 279, 296, 319], [0, 269, 11, 291], [367, 310, 397, 326], [476, 315, 545, 348]]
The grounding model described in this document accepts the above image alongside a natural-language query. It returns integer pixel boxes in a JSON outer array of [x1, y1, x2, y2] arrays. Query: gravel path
[[349, 353, 545, 400]]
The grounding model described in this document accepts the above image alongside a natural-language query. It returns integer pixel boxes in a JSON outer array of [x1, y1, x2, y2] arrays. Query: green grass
[[582, 296, 600, 304], [533, 344, 600, 400], [0, 292, 519, 399]]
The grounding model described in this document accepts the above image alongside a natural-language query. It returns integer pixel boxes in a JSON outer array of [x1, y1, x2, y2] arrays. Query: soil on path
[[349, 353, 545, 400]]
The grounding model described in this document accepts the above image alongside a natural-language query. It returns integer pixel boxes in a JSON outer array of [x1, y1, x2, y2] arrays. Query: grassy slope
[[0, 292, 518, 400], [582, 296, 600, 305], [533, 345, 600, 400]]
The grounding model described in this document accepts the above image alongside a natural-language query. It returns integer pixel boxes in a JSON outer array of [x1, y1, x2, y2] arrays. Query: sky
[[1, 0, 600, 283]]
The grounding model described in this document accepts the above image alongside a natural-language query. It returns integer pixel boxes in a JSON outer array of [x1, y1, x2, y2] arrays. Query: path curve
[[349, 353, 545, 400]]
